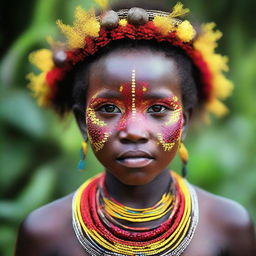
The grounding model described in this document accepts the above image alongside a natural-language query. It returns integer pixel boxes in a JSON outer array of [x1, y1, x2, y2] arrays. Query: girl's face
[[84, 49, 188, 185]]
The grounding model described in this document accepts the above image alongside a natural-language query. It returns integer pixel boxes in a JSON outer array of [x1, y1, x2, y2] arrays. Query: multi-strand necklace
[[72, 172, 199, 256]]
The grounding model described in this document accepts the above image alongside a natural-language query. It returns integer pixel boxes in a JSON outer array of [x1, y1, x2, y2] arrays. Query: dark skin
[[15, 49, 256, 256]]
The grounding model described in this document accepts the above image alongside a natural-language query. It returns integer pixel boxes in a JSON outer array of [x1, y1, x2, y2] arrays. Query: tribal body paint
[[156, 96, 183, 151], [86, 106, 110, 152]]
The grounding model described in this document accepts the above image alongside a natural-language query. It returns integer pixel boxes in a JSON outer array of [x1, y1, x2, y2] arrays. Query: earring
[[78, 141, 88, 171], [179, 142, 189, 177]]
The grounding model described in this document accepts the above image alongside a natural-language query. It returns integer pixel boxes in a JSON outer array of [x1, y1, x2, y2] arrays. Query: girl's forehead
[[89, 50, 180, 86]]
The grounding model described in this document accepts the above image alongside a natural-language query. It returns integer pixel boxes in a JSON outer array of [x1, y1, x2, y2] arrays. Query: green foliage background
[[0, 0, 255, 255]]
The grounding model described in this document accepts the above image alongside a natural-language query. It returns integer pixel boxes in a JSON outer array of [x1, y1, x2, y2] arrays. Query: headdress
[[27, 1, 233, 117]]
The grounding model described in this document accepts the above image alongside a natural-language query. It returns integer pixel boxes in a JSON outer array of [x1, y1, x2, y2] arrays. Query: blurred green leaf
[[0, 90, 47, 138], [0, 225, 16, 256], [0, 163, 57, 221]]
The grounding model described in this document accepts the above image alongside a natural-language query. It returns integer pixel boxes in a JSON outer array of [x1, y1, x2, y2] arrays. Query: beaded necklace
[[97, 176, 177, 232], [72, 172, 199, 255]]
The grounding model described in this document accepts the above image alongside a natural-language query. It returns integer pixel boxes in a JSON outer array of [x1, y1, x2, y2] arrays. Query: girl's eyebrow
[[94, 91, 122, 99], [143, 92, 176, 100]]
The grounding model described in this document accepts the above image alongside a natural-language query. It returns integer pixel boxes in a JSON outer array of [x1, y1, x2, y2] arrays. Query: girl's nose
[[118, 118, 150, 144]]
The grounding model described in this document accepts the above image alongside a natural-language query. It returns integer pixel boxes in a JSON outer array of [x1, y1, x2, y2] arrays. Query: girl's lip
[[116, 150, 154, 160], [116, 157, 153, 168]]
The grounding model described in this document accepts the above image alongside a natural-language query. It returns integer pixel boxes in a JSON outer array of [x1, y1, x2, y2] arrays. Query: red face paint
[[116, 69, 149, 131]]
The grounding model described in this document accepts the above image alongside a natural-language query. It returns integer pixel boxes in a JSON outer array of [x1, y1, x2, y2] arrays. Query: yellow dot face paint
[[156, 96, 183, 151], [87, 107, 106, 127], [87, 132, 109, 152], [164, 97, 181, 126], [86, 103, 110, 152], [131, 69, 136, 118], [142, 86, 147, 92]]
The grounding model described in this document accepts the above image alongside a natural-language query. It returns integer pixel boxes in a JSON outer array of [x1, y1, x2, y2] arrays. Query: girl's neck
[[104, 169, 172, 209]]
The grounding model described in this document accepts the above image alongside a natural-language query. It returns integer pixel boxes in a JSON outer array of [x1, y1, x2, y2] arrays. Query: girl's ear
[[73, 104, 88, 141], [181, 108, 192, 141]]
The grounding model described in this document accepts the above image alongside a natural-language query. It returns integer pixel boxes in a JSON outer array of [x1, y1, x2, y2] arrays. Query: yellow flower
[[56, 20, 85, 49], [74, 7, 100, 38], [169, 2, 190, 18], [194, 23, 222, 52], [28, 49, 54, 72], [153, 16, 174, 35], [194, 22, 234, 116], [27, 72, 51, 106], [176, 20, 196, 42], [119, 19, 127, 27], [206, 99, 229, 117], [56, 7, 100, 49]]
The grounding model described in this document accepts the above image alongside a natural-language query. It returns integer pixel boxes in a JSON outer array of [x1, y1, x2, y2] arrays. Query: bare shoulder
[[195, 186, 256, 255], [196, 186, 253, 228], [20, 193, 73, 237], [15, 193, 75, 256]]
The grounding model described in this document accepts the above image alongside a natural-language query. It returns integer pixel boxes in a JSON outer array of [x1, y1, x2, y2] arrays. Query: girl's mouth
[[116, 151, 154, 168], [117, 157, 153, 168]]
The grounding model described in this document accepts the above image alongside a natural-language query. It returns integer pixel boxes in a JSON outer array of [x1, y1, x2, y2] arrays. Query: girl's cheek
[[86, 107, 111, 152], [157, 109, 183, 151]]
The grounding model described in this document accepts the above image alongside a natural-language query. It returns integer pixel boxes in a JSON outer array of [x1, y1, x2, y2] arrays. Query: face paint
[[86, 69, 182, 153], [86, 70, 148, 151], [131, 69, 136, 118], [87, 107, 106, 127], [86, 97, 112, 152], [116, 69, 148, 131], [156, 96, 183, 151]]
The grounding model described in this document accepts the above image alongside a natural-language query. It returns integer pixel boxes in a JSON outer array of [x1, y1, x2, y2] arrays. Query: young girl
[[15, 1, 255, 255]]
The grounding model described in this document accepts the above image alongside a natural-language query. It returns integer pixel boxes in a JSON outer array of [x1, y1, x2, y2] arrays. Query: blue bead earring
[[78, 141, 88, 171]]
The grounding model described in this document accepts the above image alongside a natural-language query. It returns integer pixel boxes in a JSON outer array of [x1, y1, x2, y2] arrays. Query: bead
[[127, 8, 149, 26], [101, 10, 119, 29], [78, 159, 86, 170], [53, 50, 67, 67]]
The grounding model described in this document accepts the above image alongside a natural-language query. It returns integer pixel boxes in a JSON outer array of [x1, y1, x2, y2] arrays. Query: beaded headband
[[27, 1, 233, 117]]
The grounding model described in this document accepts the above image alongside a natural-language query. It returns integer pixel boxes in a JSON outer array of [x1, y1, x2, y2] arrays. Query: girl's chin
[[113, 171, 159, 186]]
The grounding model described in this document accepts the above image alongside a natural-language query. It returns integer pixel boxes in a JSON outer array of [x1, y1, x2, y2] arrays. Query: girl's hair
[[52, 39, 202, 117]]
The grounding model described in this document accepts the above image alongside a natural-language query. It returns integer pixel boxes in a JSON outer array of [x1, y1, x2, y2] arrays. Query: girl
[[15, 1, 255, 255]]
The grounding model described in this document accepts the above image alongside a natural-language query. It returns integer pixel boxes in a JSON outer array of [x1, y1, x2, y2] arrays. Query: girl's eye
[[147, 105, 168, 113], [98, 104, 121, 113]]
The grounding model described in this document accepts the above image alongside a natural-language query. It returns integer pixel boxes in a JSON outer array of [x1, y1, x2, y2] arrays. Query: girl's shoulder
[[15, 193, 78, 256], [193, 186, 255, 254], [22, 193, 74, 234], [195, 186, 251, 224]]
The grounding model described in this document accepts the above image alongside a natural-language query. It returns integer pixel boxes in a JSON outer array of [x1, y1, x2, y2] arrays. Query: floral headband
[[27, 1, 233, 117]]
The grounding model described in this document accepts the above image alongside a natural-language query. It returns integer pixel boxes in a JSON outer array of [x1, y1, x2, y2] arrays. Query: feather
[[169, 2, 190, 18]]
